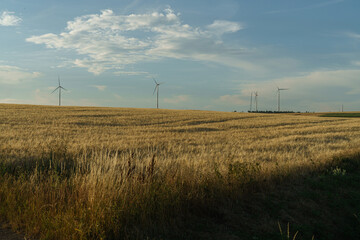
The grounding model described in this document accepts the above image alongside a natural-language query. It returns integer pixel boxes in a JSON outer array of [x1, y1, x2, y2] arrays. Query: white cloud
[[34, 89, 52, 105], [34, 88, 96, 106], [0, 98, 23, 104], [114, 71, 150, 76], [238, 68, 360, 111], [113, 94, 122, 100], [352, 61, 360, 66], [163, 95, 189, 104], [217, 94, 248, 105], [207, 20, 243, 35], [0, 11, 22, 26], [1, 89, 55, 105], [0, 65, 40, 84], [346, 32, 360, 40], [271, 69, 360, 94], [91, 85, 107, 91], [26, 8, 248, 75], [241, 69, 360, 95]]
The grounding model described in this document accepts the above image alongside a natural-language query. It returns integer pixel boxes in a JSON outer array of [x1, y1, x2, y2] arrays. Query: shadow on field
[[180, 152, 360, 240], [170, 127, 221, 133], [0, 223, 28, 240], [1, 148, 360, 240]]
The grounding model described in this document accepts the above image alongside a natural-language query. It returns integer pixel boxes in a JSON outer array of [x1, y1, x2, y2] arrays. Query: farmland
[[1, 104, 360, 239]]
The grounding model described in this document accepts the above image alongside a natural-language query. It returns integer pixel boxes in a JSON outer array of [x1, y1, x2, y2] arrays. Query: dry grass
[[0, 104, 360, 239]]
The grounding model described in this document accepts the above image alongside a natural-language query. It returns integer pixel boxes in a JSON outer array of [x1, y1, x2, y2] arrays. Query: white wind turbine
[[51, 76, 67, 106], [249, 91, 258, 112], [249, 92, 253, 112], [276, 85, 289, 112], [254, 91, 258, 112], [153, 78, 164, 109]]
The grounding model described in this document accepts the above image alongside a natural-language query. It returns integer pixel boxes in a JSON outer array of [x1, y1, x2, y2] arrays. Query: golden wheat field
[[1, 104, 360, 240]]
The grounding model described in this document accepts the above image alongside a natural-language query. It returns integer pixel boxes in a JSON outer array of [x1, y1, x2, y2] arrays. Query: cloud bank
[[92, 85, 107, 91], [0, 11, 22, 26], [244, 69, 360, 96], [164, 95, 189, 104], [26, 8, 246, 75], [0, 65, 40, 84], [236, 69, 360, 111]]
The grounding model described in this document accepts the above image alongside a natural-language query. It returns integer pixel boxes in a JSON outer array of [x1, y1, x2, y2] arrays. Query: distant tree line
[[247, 110, 296, 113]]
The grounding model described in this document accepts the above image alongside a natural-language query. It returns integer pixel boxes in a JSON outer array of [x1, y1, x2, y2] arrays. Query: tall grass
[[1, 104, 360, 239]]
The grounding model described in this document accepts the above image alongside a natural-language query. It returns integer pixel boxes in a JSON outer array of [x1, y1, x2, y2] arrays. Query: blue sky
[[0, 0, 359, 112]]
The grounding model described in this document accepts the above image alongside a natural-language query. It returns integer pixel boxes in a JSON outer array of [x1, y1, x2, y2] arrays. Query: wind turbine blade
[[58, 76, 60, 86], [153, 85, 158, 95], [60, 86, 67, 91], [152, 77, 158, 85], [51, 86, 60, 94]]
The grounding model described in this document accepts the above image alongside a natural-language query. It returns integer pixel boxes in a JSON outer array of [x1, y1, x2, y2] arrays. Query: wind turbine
[[249, 92, 253, 112], [254, 91, 258, 112], [276, 85, 289, 112], [152, 78, 164, 109], [51, 76, 67, 106]]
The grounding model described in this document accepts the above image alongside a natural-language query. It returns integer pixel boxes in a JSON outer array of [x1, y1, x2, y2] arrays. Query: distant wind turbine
[[249, 91, 258, 112], [153, 78, 164, 109], [276, 85, 289, 112], [254, 91, 258, 112], [249, 92, 253, 112], [51, 76, 67, 106]]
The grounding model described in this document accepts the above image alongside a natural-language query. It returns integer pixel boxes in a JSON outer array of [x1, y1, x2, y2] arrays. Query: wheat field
[[0, 104, 360, 239]]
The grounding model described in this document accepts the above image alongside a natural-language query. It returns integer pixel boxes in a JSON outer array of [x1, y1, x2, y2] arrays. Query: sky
[[0, 0, 359, 112]]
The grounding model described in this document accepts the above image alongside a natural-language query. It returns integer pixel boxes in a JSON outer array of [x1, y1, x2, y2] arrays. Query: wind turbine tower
[[52, 76, 67, 106], [254, 91, 258, 112], [153, 78, 164, 109], [249, 92, 253, 112], [277, 86, 289, 112]]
